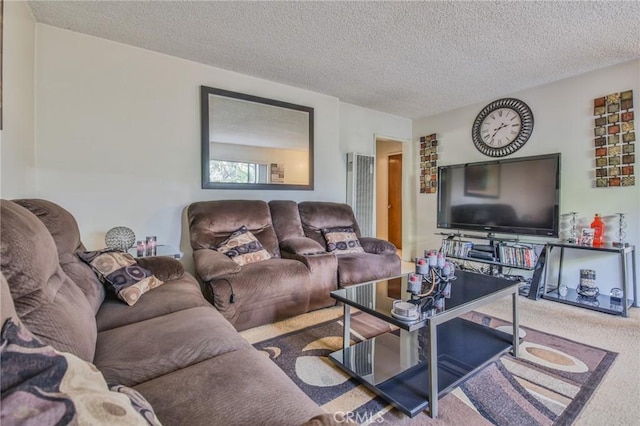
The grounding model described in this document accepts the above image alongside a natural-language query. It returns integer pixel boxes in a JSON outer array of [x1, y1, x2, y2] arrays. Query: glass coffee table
[[329, 270, 519, 418]]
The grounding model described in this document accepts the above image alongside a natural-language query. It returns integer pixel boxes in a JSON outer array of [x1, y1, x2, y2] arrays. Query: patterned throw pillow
[[109, 385, 162, 425], [216, 226, 272, 266], [77, 250, 163, 306], [0, 317, 162, 426], [322, 227, 365, 254]]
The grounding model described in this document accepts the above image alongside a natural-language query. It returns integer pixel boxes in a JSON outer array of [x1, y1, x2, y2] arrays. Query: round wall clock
[[471, 98, 534, 157]]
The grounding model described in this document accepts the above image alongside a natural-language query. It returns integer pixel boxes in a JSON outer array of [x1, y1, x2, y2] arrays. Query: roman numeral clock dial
[[472, 98, 534, 157]]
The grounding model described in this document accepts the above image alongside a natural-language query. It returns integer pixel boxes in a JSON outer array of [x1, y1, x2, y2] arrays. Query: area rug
[[244, 309, 616, 425]]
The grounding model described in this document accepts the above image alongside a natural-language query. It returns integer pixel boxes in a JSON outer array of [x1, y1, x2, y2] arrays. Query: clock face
[[472, 98, 534, 157], [480, 108, 522, 148]]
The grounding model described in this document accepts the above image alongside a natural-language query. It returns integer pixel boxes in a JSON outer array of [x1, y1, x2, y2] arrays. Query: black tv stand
[[436, 232, 548, 300]]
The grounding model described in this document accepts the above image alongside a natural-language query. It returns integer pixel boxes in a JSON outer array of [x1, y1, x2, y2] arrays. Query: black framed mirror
[[201, 86, 314, 190]]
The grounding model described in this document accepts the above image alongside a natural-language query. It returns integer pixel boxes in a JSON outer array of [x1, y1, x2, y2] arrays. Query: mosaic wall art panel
[[594, 90, 635, 187], [419, 134, 438, 193]]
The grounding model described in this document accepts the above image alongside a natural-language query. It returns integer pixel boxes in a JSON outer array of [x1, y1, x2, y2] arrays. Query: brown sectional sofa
[[188, 200, 401, 331], [0, 199, 326, 425]]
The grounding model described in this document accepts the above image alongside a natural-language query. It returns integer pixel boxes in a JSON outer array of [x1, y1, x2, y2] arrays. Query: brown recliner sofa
[[188, 200, 401, 331], [188, 200, 338, 332], [295, 201, 401, 286], [0, 199, 325, 425]]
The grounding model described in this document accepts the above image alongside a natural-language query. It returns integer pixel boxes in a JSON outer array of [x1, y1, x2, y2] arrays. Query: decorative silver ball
[[105, 227, 136, 252]]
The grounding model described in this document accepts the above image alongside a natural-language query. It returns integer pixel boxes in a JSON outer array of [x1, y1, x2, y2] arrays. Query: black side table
[[542, 242, 637, 317]]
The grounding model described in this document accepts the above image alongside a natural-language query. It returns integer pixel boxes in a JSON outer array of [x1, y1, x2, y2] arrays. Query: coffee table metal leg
[[512, 291, 519, 358], [343, 304, 351, 350], [427, 319, 438, 418]]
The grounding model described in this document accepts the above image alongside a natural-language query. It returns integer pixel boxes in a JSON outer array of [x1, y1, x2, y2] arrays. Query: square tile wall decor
[[419, 134, 438, 193], [594, 90, 635, 187]]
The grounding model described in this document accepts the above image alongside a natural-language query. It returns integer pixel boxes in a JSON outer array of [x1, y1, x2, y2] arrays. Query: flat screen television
[[437, 153, 560, 237]]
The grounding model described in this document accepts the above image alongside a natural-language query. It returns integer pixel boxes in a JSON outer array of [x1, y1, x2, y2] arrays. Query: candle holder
[[406, 257, 457, 317], [136, 241, 146, 257], [145, 236, 157, 256], [562, 212, 579, 243], [612, 213, 628, 247]]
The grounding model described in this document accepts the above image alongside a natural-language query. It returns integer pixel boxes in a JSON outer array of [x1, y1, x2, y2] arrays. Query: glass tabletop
[[331, 270, 518, 331], [127, 244, 183, 259]]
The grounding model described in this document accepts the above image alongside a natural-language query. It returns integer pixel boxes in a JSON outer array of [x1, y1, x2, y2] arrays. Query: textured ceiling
[[28, 1, 640, 120]]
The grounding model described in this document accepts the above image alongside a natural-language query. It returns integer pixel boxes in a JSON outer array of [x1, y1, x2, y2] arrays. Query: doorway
[[387, 153, 402, 249], [375, 138, 404, 253]]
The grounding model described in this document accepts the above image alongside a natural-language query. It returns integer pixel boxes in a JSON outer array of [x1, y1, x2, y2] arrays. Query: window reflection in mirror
[[201, 86, 314, 190]]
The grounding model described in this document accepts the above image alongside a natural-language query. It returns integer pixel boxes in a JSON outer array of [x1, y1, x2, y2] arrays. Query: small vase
[[558, 285, 568, 298]]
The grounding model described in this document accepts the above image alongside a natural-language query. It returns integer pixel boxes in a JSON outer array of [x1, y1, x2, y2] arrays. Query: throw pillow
[[0, 317, 161, 426], [77, 250, 164, 306], [216, 226, 272, 266], [109, 385, 162, 426], [322, 227, 365, 254]]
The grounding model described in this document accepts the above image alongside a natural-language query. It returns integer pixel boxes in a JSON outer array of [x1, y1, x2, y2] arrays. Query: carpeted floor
[[242, 308, 617, 425]]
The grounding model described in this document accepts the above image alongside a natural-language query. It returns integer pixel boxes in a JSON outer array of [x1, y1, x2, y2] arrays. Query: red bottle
[[591, 214, 604, 247]]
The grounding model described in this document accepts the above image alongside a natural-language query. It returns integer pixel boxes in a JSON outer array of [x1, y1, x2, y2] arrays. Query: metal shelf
[[329, 318, 513, 417], [436, 233, 547, 299], [446, 254, 536, 271], [543, 288, 633, 316], [542, 243, 637, 317]]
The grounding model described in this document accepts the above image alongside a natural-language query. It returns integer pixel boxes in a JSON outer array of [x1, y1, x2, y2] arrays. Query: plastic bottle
[[591, 214, 604, 247]]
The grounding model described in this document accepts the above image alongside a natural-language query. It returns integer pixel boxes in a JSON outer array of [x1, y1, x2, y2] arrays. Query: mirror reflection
[[201, 86, 314, 190]]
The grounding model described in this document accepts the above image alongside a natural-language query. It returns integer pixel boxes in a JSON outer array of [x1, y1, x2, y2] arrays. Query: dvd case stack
[[497, 244, 538, 268], [440, 240, 473, 258]]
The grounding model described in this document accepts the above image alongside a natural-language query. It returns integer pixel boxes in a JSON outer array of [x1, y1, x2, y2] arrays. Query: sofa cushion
[[77, 250, 164, 306], [94, 306, 250, 386], [269, 200, 305, 241], [298, 202, 363, 248], [188, 200, 281, 257], [0, 317, 159, 426], [322, 226, 365, 254], [0, 200, 97, 362], [133, 348, 324, 426], [215, 226, 272, 266], [14, 199, 106, 314], [96, 273, 210, 332]]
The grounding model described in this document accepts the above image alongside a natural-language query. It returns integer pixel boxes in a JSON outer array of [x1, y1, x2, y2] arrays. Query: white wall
[[1, 0, 36, 198], [339, 103, 412, 156], [413, 60, 640, 297], [33, 25, 412, 271], [339, 103, 415, 259]]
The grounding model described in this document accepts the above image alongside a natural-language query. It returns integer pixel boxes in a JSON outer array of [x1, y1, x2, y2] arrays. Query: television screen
[[437, 153, 560, 237]]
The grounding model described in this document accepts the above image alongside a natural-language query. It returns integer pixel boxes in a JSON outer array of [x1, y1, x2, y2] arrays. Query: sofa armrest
[[280, 237, 326, 255], [135, 256, 185, 281], [359, 237, 397, 255], [193, 248, 242, 282]]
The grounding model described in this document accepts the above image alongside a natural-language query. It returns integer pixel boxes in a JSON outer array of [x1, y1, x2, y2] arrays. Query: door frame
[[374, 134, 411, 260]]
